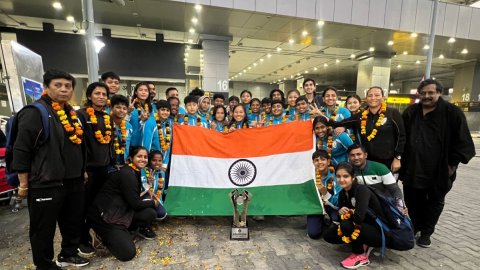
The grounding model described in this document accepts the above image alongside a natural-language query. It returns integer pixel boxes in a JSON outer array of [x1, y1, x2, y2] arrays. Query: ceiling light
[[313, 67, 318, 71], [403, 51, 408, 55], [283, 77, 287, 80], [189, 28, 195, 34], [52, 2, 62, 10], [194, 4, 202, 11], [350, 54, 356, 59], [243, 69, 246, 73], [448, 37, 456, 43], [297, 73, 300, 76], [260, 58, 264, 62], [253, 63, 257, 66], [369, 47, 375, 52], [184, 53, 189, 56], [397, 64, 402, 68], [305, 70, 309, 73], [290, 75, 294, 79], [191, 17, 198, 24], [66, 16, 75, 22], [288, 39, 294, 44], [335, 59, 340, 64], [276, 47, 282, 52], [439, 54, 444, 59], [302, 30, 308, 36], [248, 66, 252, 70], [411, 32, 418, 38], [415, 60, 420, 64], [239, 72, 242, 75], [387, 40, 394, 46], [461, 48, 468, 54], [267, 54, 272, 58], [317, 20, 325, 26], [423, 45, 430, 50], [323, 63, 328, 67]]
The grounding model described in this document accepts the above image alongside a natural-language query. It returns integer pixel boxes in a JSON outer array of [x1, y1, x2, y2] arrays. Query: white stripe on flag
[[170, 150, 315, 188]]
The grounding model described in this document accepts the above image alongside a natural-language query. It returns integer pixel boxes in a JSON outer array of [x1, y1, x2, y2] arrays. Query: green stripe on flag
[[164, 180, 323, 216]]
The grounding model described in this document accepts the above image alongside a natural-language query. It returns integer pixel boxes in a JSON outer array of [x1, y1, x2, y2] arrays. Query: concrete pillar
[[356, 57, 391, 98], [452, 62, 480, 102], [200, 35, 231, 93]]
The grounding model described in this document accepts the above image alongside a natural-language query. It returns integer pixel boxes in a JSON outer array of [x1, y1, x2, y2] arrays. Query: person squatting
[[11, 70, 475, 269]]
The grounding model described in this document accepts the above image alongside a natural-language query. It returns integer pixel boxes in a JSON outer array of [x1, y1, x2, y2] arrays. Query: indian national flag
[[164, 121, 324, 216]]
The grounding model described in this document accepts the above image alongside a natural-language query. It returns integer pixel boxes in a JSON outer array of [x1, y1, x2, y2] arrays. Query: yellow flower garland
[[155, 114, 171, 152], [337, 209, 361, 244], [52, 102, 83, 144], [361, 102, 387, 141], [113, 118, 127, 155], [86, 107, 112, 144]]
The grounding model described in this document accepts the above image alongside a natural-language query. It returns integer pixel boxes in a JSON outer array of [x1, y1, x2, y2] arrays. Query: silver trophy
[[229, 189, 252, 240]]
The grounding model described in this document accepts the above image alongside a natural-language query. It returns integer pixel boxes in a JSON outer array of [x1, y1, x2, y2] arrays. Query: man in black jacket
[[12, 69, 89, 269], [400, 79, 476, 248]]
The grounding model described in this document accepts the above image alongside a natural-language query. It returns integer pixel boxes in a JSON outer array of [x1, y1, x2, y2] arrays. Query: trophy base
[[230, 227, 249, 241]]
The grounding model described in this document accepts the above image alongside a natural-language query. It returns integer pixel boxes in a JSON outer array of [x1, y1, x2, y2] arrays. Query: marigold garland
[[134, 98, 150, 114], [322, 105, 339, 121], [128, 163, 140, 171], [337, 223, 361, 244], [361, 102, 387, 141], [52, 101, 83, 144], [113, 118, 127, 155], [268, 115, 288, 126], [86, 107, 112, 144], [155, 114, 171, 152], [156, 173, 164, 198], [184, 115, 202, 127]]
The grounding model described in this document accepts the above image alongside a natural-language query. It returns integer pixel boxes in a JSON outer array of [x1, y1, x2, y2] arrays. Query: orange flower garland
[[155, 114, 171, 152], [156, 174, 164, 198], [361, 102, 387, 141], [86, 107, 112, 144], [128, 163, 140, 171], [52, 102, 83, 144], [317, 135, 334, 172], [337, 209, 361, 243], [134, 98, 149, 114], [113, 118, 127, 155], [184, 115, 202, 127]]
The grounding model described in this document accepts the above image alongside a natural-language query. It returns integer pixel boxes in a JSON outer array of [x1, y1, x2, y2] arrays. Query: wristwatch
[[395, 155, 402, 160]]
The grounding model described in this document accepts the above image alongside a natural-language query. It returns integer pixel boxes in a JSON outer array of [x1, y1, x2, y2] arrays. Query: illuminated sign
[[387, 97, 411, 104]]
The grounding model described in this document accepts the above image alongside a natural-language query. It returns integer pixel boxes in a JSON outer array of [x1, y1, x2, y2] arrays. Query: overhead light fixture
[[248, 66, 252, 70], [189, 28, 195, 34], [448, 37, 456, 43], [387, 40, 394, 46], [335, 59, 340, 64], [369, 47, 375, 52], [403, 51, 408, 55], [290, 75, 294, 78], [411, 32, 418, 38], [302, 30, 308, 36], [323, 63, 328, 67], [313, 67, 318, 71], [317, 20, 325, 26], [471, 1, 480, 8], [415, 60, 420, 64], [184, 53, 189, 56], [439, 54, 444, 59], [283, 77, 287, 80], [94, 39, 105, 54], [52, 2, 62, 10], [423, 45, 430, 50], [288, 39, 294, 44], [461, 48, 468, 54], [194, 4, 202, 11], [253, 63, 257, 66], [267, 54, 272, 58], [350, 54, 356, 59], [297, 73, 300, 76], [397, 64, 402, 68], [243, 69, 246, 73], [66, 16, 75, 22], [260, 58, 264, 62], [305, 70, 309, 73], [191, 17, 198, 24], [276, 47, 282, 52]]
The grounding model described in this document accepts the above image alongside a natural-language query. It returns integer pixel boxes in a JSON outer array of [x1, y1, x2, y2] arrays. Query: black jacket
[[11, 98, 85, 188], [400, 98, 476, 193], [89, 166, 155, 228], [338, 182, 386, 225]]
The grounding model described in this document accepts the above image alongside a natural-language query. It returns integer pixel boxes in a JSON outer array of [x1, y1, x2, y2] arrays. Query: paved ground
[[1, 138, 479, 270]]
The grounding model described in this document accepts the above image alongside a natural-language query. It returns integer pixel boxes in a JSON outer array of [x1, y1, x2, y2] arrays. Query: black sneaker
[[56, 254, 90, 267], [77, 243, 95, 257], [138, 226, 156, 240], [417, 234, 431, 248]]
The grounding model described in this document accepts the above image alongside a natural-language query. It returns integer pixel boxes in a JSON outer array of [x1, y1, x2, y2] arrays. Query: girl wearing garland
[[344, 94, 363, 143], [110, 94, 133, 167], [240, 90, 252, 114], [210, 105, 229, 133], [261, 97, 273, 124], [140, 150, 167, 220], [313, 116, 353, 167], [292, 96, 318, 121], [87, 147, 159, 262], [264, 100, 290, 126], [227, 95, 240, 122], [247, 98, 262, 127], [321, 87, 351, 123], [228, 104, 249, 131], [155, 100, 173, 170], [179, 95, 210, 128], [307, 150, 342, 239], [286, 89, 300, 119], [270, 89, 285, 104], [76, 82, 116, 255], [324, 162, 386, 269], [198, 96, 212, 122], [129, 82, 159, 151], [337, 87, 406, 172]]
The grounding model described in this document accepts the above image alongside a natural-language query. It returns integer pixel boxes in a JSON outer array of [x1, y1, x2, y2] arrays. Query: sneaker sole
[[341, 260, 370, 269], [137, 233, 156, 240], [417, 242, 431, 248], [156, 213, 168, 221], [77, 248, 95, 257], [56, 260, 90, 267]]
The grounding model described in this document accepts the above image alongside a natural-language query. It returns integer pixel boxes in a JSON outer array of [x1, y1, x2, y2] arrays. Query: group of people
[[11, 69, 475, 270]]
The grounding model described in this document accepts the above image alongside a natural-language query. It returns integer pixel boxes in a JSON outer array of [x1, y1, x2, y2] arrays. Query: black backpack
[[5, 102, 51, 187], [366, 186, 415, 257]]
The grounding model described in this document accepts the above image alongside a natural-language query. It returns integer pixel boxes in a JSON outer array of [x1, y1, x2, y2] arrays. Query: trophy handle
[[239, 190, 252, 225], [229, 189, 240, 226]]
